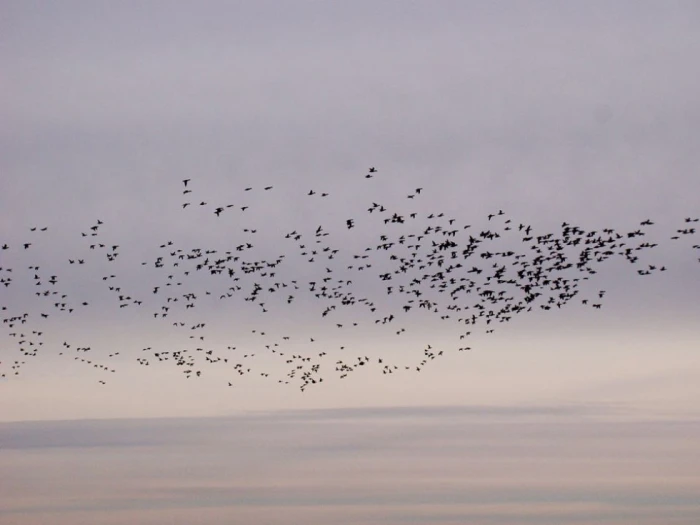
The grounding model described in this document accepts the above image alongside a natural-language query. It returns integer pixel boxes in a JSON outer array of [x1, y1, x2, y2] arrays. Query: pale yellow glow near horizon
[[2, 324, 699, 422]]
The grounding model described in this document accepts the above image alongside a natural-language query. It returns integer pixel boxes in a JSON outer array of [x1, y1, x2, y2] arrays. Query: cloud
[[2, 405, 700, 524]]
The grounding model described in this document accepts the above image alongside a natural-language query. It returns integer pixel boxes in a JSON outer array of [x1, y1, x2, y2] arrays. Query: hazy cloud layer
[[2, 406, 700, 524]]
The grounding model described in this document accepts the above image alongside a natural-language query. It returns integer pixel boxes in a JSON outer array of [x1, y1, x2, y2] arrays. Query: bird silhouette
[[1, 168, 697, 390]]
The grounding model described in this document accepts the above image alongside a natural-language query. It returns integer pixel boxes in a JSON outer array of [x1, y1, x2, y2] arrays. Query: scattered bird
[[1, 171, 697, 390]]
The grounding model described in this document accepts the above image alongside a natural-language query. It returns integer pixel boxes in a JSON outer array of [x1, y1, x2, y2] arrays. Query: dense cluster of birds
[[1, 168, 698, 390]]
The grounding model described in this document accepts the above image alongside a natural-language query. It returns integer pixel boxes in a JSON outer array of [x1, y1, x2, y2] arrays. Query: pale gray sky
[[3, 0, 700, 415], [2, 0, 700, 417], [2, 2, 700, 523]]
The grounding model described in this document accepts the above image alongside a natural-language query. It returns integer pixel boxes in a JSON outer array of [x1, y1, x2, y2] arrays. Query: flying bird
[[1, 165, 697, 391]]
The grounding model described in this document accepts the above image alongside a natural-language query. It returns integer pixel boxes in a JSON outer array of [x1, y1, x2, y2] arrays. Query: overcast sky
[[2, 405, 700, 525], [0, 2, 700, 412], [0, 2, 700, 419], [1, 2, 700, 521], [3, 0, 700, 418]]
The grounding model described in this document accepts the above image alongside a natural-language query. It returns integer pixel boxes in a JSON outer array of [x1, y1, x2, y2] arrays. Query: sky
[[2, 406, 700, 525], [2, 1, 700, 523]]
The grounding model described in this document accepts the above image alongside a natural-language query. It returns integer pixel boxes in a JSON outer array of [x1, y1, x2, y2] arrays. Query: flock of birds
[[1, 168, 699, 390]]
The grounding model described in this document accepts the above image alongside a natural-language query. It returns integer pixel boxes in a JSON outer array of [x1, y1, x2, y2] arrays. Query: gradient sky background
[[2, 1, 700, 524]]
